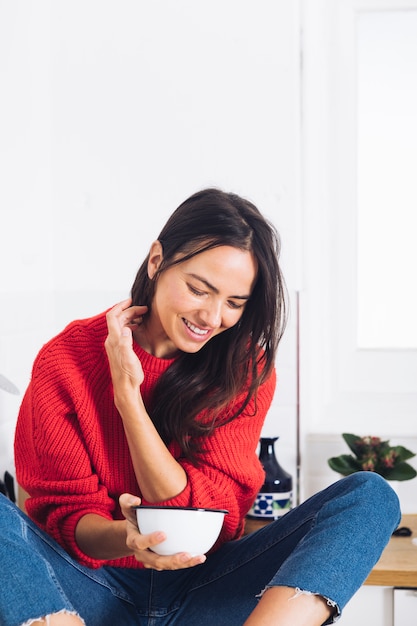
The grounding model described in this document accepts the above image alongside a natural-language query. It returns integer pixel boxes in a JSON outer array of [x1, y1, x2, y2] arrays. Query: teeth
[[184, 319, 209, 336]]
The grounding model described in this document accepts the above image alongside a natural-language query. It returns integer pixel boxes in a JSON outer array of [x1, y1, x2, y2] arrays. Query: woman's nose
[[200, 300, 222, 328]]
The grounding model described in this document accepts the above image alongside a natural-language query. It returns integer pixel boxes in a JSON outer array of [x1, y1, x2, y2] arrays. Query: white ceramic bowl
[[135, 505, 228, 556]]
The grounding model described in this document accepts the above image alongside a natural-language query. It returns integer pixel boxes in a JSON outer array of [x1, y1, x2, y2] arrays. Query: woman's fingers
[[140, 550, 207, 571], [104, 300, 148, 391], [119, 493, 141, 523], [119, 494, 206, 571], [106, 299, 148, 335], [134, 535, 207, 571]]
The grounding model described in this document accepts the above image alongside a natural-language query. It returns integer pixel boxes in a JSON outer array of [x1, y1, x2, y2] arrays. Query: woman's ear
[[147, 240, 164, 279]]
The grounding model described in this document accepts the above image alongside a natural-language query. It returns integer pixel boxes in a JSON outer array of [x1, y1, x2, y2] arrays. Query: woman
[[2, 189, 399, 625]]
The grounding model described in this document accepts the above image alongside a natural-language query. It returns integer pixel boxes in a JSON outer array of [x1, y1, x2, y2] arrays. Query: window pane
[[357, 11, 417, 348]]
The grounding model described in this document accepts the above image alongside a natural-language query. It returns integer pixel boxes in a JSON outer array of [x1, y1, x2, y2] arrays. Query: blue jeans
[[0, 472, 400, 626]]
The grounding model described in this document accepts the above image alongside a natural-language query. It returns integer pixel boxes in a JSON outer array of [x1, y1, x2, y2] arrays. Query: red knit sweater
[[14, 310, 276, 569]]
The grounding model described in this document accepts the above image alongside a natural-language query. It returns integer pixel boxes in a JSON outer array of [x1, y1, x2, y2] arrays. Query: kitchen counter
[[365, 514, 417, 587]]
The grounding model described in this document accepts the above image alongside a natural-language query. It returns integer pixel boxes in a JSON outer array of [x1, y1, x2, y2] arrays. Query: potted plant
[[328, 433, 417, 481]]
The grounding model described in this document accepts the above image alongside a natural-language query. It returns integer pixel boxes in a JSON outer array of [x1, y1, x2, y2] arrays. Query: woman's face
[[141, 242, 258, 358]]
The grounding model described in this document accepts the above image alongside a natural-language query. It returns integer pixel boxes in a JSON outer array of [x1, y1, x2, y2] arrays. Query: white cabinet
[[394, 589, 417, 625], [336, 586, 417, 625], [338, 586, 393, 625]]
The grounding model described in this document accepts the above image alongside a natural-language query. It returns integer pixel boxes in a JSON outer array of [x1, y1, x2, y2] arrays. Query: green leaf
[[383, 462, 417, 481], [328, 454, 362, 476], [341, 433, 363, 456], [391, 445, 416, 463]]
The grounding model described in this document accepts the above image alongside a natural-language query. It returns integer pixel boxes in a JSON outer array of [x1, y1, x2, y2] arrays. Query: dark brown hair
[[131, 188, 287, 462]]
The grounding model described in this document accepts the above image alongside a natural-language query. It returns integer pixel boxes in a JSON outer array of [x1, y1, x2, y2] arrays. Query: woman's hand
[[119, 493, 206, 571], [106, 300, 188, 503], [105, 299, 148, 399]]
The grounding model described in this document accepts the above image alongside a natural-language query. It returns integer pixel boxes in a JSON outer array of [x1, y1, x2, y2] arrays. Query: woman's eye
[[228, 300, 244, 310], [188, 285, 205, 297]]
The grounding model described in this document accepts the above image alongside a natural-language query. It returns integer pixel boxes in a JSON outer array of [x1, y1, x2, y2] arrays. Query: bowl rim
[[134, 505, 228, 514]]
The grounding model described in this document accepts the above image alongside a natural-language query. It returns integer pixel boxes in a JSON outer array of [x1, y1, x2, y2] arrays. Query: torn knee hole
[[20, 609, 85, 626]]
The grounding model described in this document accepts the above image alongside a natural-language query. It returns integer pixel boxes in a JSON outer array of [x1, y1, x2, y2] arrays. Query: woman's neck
[[132, 322, 179, 359]]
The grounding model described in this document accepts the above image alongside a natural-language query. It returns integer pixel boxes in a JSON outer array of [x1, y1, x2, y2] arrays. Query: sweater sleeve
[[14, 328, 119, 568], [141, 368, 276, 545]]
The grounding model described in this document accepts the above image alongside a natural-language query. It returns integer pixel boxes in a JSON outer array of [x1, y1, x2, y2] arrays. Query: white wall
[[0, 1, 301, 487], [300, 0, 417, 434], [298, 0, 417, 503]]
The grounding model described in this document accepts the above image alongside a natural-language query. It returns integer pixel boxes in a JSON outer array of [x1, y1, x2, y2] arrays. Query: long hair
[[131, 188, 287, 462]]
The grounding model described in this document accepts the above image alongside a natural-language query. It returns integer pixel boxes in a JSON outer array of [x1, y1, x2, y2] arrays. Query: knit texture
[[14, 310, 276, 569]]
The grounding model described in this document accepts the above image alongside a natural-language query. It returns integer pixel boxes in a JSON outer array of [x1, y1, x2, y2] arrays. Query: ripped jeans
[[0, 472, 400, 626]]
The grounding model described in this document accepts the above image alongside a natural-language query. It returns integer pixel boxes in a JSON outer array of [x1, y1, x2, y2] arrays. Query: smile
[[183, 319, 210, 336]]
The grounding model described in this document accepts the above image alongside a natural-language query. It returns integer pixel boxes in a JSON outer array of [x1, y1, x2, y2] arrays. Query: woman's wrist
[[75, 514, 133, 561], [114, 390, 145, 417]]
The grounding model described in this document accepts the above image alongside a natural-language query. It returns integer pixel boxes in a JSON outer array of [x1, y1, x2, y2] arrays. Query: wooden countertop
[[365, 514, 417, 587]]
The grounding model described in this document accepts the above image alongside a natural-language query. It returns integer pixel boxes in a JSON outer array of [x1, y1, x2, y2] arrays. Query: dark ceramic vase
[[248, 437, 293, 519]]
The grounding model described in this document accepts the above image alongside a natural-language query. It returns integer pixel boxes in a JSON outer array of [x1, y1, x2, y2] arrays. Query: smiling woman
[[4, 188, 400, 626], [129, 188, 283, 461]]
